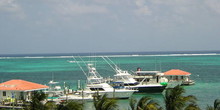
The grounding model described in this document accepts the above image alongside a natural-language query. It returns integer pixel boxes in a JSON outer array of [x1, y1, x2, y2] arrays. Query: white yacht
[[113, 67, 139, 86], [45, 80, 64, 103], [45, 80, 63, 97], [82, 64, 137, 99], [132, 68, 168, 93], [58, 91, 94, 102], [112, 68, 168, 93], [102, 56, 167, 93]]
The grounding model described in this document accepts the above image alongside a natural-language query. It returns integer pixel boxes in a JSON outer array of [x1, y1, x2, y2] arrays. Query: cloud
[[49, 0, 108, 16], [134, 0, 151, 16], [0, 0, 25, 19], [205, 0, 220, 14], [93, 0, 120, 5]]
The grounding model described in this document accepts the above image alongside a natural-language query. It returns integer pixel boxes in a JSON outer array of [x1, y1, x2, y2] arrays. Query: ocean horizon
[[1, 50, 220, 57], [0, 50, 220, 109]]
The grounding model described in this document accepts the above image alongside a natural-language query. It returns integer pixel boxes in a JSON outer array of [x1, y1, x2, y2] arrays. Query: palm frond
[[164, 85, 198, 110], [129, 97, 137, 110], [184, 103, 200, 110], [103, 99, 118, 110], [94, 94, 118, 110], [214, 99, 220, 110], [137, 96, 161, 110], [206, 105, 214, 110]]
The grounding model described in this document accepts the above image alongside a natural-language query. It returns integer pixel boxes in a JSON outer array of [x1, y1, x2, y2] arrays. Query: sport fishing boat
[[81, 64, 137, 99], [59, 63, 136, 102], [102, 56, 168, 93], [70, 56, 137, 99], [113, 68, 139, 86]]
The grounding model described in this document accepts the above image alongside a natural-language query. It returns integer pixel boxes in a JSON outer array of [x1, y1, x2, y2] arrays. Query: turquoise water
[[1, 53, 220, 109]]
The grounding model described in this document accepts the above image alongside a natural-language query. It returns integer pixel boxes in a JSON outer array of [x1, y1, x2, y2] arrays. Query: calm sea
[[0, 51, 220, 109]]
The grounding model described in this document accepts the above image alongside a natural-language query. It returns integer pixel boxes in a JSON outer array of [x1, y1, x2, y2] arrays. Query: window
[[175, 76, 178, 80], [3, 91, 6, 96], [90, 88, 104, 91], [181, 76, 184, 79]]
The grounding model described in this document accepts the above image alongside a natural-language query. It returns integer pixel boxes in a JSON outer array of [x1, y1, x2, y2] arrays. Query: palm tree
[[206, 99, 220, 110], [129, 96, 162, 110], [136, 96, 162, 110], [26, 91, 48, 110], [129, 97, 137, 110], [93, 94, 118, 110], [164, 85, 197, 110], [44, 101, 57, 110], [57, 101, 83, 110]]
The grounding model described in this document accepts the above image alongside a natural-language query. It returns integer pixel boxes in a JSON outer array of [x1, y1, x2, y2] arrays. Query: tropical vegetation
[[164, 85, 198, 110], [5, 85, 219, 110], [206, 99, 220, 110], [93, 94, 118, 110], [25, 91, 47, 110]]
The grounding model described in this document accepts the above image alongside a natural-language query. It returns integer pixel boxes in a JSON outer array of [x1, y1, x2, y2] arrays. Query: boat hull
[[128, 85, 166, 93], [91, 90, 136, 99], [182, 80, 195, 86]]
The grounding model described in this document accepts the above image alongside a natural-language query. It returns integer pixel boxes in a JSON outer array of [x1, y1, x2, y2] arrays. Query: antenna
[[72, 56, 87, 77], [159, 61, 162, 72], [52, 72, 54, 81], [106, 56, 119, 69], [102, 56, 136, 87], [78, 56, 87, 67], [154, 57, 157, 71], [102, 56, 117, 72]]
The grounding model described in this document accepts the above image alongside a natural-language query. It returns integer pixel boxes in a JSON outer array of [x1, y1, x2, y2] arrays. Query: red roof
[[164, 69, 191, 76], [0, 79, 49, 91]]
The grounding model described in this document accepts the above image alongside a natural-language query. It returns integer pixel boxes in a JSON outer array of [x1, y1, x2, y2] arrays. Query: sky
[[0, 0, 220, 54]]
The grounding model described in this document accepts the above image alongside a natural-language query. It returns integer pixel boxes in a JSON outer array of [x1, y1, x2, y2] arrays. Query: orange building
[[164, 69, 195, 85], [0, 79, 48, 101]]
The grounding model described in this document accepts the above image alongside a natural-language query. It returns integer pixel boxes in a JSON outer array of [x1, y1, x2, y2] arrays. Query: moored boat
[[128, 68, 168, 93], [58, 91, 94, 102], [82, 64, 137, 99], [102, 56, 167, 93], [45, 80, 64, 103]]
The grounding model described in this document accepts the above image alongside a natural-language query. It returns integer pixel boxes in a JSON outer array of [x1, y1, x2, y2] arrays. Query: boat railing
[[140, 82, 160, 85], [133, 76, 153, 79]]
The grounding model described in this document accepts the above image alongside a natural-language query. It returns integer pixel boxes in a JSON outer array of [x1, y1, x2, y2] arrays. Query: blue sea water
[[0, 51, 220, 109]]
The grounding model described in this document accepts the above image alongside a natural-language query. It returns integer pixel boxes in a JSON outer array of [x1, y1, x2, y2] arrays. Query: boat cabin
[[110, 82, 125, 89], [134, 68, 167, 85]]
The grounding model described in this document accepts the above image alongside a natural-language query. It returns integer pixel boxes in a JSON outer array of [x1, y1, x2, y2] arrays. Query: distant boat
[[45, 80, 63, 103], [45, 80, 63, 96], [67, 60, 76, 63], [131, 54, 139, 56]]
